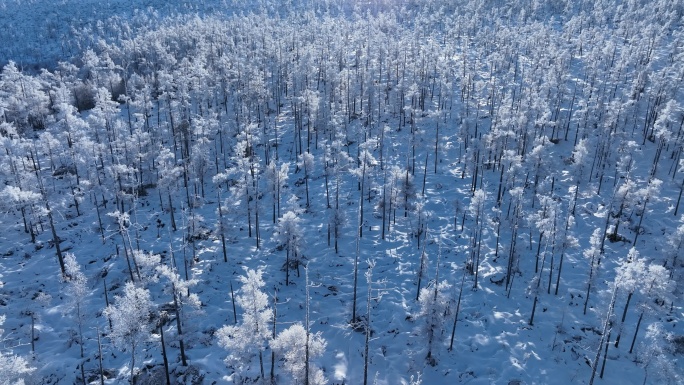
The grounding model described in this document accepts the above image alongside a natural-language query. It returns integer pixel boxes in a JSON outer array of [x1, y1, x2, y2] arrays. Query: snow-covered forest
[[0, 0, 683, 384]]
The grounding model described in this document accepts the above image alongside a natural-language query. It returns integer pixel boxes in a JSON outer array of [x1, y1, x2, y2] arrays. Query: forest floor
[[0, 1, 682, 385], [1, 80, 680, 385]]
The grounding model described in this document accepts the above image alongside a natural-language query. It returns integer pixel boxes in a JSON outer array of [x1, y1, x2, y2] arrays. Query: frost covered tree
[[554, 203, 578, 296], [468, 189, 487, 288], [216, 268, 272, 381], [608, 177, 637, 243], [297, 151, 314, 209], [583, 228, 603, 314], [650, 100, 679, 177], [569, 139, 588, 214], [0, 315, 34, 385], [103, 282, 153, 384], [627, 263, 673, 354], [271, 324, 326, 385], [353, 139, 378, 238], [665, 217, 684, 277], [131, 250, 161, 285], [328, 185, 347, 254], [212, 172, 234, 263], [320, 140, 351, 250], [412, 199, 429, 250], [187, 115, 217, 199], [632, 178, 662, 245], [0, 184, 41, 243], [362, 261, 376, 385], [417, 278, 451, 365], [275, 198, 305, 285], [221, 122, 261, 243], [531, 193, 557, 275], [157, 264, 200, 367], [325, 137, 353, 212], [528, 136, 552, 198], [271, 266, 326, 385], [49, 88, 91, 218], [637, 323, 682, 385], [613, 248, 646, 348], [415, 221, 429, 301], [0, 61, 50, 134], [589, 276, 619, 385], [155, 146, 183, 231], [63, 253, 88, 383], [265, 159, 289, 223], [527, 194, 559, 325], [107, 210, 141, 283], [505, 186, 524, 295], [376, 164, 396, 240]]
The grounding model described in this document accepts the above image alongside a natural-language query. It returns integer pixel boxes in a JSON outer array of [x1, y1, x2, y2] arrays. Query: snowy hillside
[[0, 1, 682, 384], [0, 0, 228, 70]]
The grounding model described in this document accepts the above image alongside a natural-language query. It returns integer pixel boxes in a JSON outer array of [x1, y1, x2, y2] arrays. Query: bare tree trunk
[[30, 312, 35, 353], [416, 228, 428, 301], [230, 281, 238, 324], [159, 314, 172, 385], [130, 342, 136, 385], [600, 330, 611, 379], [629, 311, 644, 354], [529, 295, 538, 326], [173, 285, 188, 366], [97, 327, 105, 385], [363, 261, 375, 385], [589, 282, 618, 385], [352, 192, 362, 324], [218, 190, 228, 262], [615, 291, 633, 348], [449, 265, 467, 351], [271, 288, 277, 384], [305, 268, 310, 385]]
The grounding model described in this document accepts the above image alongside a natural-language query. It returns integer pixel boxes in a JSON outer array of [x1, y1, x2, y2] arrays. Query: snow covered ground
[[0, 1, 682, 385]]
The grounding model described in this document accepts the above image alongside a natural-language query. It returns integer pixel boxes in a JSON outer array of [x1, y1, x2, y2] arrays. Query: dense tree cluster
[[0, 0, 682, 383]]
